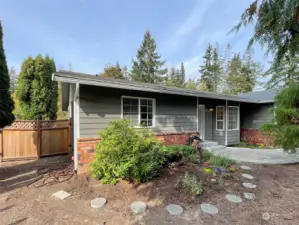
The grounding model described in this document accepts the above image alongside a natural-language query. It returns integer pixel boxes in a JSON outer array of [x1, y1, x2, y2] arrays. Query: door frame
[[198, 104, 205, 140]]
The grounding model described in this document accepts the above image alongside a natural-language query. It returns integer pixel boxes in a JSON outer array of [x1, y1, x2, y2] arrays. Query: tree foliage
[[0, 21, 14, 128], [16, 55, 58, 120], [264, 53, 299, 88], [131, 30, 167, 84], [262, 83, 299, 151], [100, 61, 124, 79], [166, 63, 186, 88], [9, 67, 17, 93], [231, 0, 299, 67]]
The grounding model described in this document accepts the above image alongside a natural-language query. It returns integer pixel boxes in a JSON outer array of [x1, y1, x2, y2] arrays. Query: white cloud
[[163, 0, 215, 51]]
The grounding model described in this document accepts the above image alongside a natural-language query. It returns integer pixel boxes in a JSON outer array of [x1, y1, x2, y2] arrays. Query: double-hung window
[[122, 96, 155, 128], [216, 106, 224, 130], [228, 106, 239, 130]]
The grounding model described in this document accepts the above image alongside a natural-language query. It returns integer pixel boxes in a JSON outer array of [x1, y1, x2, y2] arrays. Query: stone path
[[211, 147, 299, 164], [91, 197, 106, 209], [130, 201, 147, 214], [244, 192, 255, 200], [166, 204, 184, 215], [242, 173, 254, 180], [226, 194, 242, 203], [200, 203, 218, 215], [52, 190, 71, 200]]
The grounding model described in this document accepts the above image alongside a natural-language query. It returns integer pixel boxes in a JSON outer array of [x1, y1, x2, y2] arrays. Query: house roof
[[53, 70, 269, 105], [237, 89, 277, 103]]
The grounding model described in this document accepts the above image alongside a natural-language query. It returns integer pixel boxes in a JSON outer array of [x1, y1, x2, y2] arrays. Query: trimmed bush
[[89, 120, 165, 184]]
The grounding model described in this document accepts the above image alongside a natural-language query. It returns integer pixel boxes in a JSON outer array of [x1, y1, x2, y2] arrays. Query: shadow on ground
[[0, 155, 70, 194]]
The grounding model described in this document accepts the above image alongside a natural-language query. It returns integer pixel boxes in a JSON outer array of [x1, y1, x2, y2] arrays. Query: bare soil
[[1, 156, 299, 225]]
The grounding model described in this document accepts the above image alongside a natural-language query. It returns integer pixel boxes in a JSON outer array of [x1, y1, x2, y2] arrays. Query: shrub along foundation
[[76, 131, 199, 174]]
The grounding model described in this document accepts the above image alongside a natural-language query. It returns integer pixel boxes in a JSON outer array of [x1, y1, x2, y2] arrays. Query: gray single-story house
[[53, 71, 276, 173]]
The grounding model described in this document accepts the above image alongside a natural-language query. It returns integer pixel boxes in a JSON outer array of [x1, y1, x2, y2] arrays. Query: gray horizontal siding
[[227, 130, 240, 145], [79, 85, 197, 137], [205, 112, 213, 140], [241, 104, 273, 129]]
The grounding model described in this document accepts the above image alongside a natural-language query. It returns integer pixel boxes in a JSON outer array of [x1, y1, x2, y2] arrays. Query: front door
[[198, 105, 205, 140]]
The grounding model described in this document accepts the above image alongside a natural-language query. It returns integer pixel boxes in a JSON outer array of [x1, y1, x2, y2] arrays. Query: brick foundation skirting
[[240, 128, 274, 147], [76, 132, 199, 174]]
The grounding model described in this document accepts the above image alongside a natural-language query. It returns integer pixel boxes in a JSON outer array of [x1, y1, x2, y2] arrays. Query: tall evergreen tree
[[199, 44, 213, 91], [17, 55, 57, 120], [178, 62, 186, 87], [211, 44, 221, 92], [0, 21, 14, 127], [264, 53, 299, 88], [131, 30, 167, 84], [166, 64, 185, 88]]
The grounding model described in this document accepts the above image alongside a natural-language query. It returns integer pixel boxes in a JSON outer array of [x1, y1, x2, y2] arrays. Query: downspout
[[225, 100, 228, 146]]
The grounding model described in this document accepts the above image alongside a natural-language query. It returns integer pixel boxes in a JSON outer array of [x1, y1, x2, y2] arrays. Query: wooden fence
[[0, 120, 72, 161]]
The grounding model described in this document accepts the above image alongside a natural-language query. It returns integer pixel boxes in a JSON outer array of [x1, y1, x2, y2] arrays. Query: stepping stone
[[242, 173, 254, 180], [91, 197, 106, 209], [52, 190, 71, 200], [243, 182, 257, 189], [244, 192, 255, 200], [200, 203, 218, 215], [225, 194, 242, 203], [166, 204, 184, 216], [130, 201, 147, 214], [240, 165, 251, 170]]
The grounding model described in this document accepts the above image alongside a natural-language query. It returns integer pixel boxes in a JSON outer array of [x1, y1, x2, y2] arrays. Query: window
[[122, 96, 155, 127], [216, 106, 224, 130], [228, 106, 239, 130]]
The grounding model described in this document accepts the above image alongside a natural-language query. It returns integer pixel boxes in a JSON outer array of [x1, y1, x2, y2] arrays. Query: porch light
[[209, 108, 214, 112]]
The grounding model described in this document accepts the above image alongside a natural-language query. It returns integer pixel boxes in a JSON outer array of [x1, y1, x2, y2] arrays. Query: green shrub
[[202, 150, 213, 161], [160, 145, 194, 161], [89, 120, 165, 184], [180, 172, 203, 196], [208, 154, 233, 167]]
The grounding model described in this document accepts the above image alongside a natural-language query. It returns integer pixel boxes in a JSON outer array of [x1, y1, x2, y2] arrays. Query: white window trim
[[121, 95, 156, 128], [216, 106, 225, 131], [228, 106, 240, 131]]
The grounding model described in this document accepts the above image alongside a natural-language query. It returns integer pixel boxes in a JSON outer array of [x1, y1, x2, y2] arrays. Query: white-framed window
[[121, 96, 155, 128], [216, 106, 224, 131], [228, 106, 239, 130]]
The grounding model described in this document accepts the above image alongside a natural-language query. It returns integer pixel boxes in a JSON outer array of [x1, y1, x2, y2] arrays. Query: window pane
[[148, 100, 153, 106], [141, 99, 147, 106], [147, 106, 153, 113], [148, 113, 153, 120], [123, 98, 130, 105], [148, 120, 152, 127], [140, 120, 148, 127], [130, 99, 138, 105], [141, 106, 147, 113], [228, 107, 238, 130], [141, 113, 147, 120]]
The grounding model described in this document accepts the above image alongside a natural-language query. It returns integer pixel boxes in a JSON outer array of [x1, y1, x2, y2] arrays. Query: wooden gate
[[0, 120, 72, 161]]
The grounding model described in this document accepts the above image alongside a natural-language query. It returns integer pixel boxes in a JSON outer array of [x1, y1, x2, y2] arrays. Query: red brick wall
[[240, 128, 275, 147], [76, 132, 199, 174]]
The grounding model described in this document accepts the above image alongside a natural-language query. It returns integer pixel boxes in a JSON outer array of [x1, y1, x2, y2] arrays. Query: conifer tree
[[0, 21, 14, 127], [131, 30, 167, 84], [17, 55, 57, 120]]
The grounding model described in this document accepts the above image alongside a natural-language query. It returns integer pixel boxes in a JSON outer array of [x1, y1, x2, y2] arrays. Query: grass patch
[[233, 141, 274, 149], [208, 154, 233, 167]]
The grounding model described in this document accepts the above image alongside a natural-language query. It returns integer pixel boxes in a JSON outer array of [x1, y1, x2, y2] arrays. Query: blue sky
[[1, 0, 270, 79]]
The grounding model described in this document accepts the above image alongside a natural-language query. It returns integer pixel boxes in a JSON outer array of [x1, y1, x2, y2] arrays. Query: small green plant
[[208, 154, 233, 167], [180, 172, 203, 196], [160, 145, 194, 162], [202, 150, 213, 161], [89, 120, 165, 184]]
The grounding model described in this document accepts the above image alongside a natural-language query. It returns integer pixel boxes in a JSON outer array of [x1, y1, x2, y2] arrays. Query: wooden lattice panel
[[40, 120, 70, 129], [4, 121, 38, 130]]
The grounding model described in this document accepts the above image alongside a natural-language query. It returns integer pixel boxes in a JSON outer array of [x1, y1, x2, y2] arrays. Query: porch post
[[197, 97, 199, 132], [73, 83, 80, 172], [225, 100, 228, 146]]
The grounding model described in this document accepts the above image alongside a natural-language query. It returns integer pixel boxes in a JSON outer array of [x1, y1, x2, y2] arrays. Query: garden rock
[[130, 201, 147, 214], [200, 203, 218, 215], [244, 192, 255, 200], [240, 165, 251, 170], [226, 194, 242, 203], [242, 173, 254, 180], [91, 198, 107, 209], [166, 204, 184, 216], [243, 182, 257, 189], [52, 190, 71, 200]]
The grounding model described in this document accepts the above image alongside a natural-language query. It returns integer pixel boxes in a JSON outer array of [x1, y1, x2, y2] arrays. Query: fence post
[[37, 120, 41, 158], [0, 129, 2, 162]]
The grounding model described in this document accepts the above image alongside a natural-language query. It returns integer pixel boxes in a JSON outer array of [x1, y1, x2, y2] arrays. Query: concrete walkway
[[210, 147, 299, 164]]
